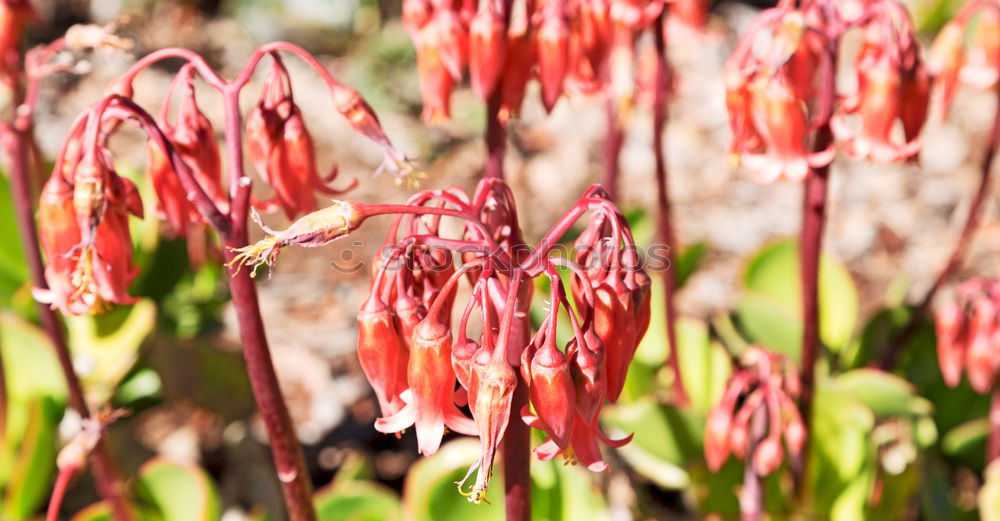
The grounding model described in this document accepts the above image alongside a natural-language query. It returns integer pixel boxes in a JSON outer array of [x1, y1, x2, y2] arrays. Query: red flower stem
[[500, 271, 531, 521], [601, 96, 624, 199], [45, 467, 76, 521], [740, 406, 767, 521], [484, 88, 506, 179], [218, 86, 318, 521], [651, 13, 688, 407], [989, 387, 1000, 464], [797, 21, 839, 484], [5, 116, 134, 521], [877, 83, 1000, 370], [502, 377, 531, 521]]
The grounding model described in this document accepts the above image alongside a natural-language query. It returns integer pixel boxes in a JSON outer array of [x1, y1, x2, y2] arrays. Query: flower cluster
[[246, 57, 356, 219], [35, 115, 145, 314], [37, 45, 409, 316], [927, 0, 1000, 119], [725, 0, 927, 182], [935, 278, 1000, 394], [402, 0, 673, 123], [704, 346, 804, 476], [231, 179, 648, 503]]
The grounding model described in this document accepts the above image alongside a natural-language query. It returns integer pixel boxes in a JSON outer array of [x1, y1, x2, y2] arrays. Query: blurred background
[[3, 0, 998, 519]]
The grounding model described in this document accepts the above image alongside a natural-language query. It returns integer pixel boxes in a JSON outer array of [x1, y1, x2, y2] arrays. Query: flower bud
[[537, 7, 569, 112], [570, 330, 606, 424], [966, 299, 998, 393], [527, 342, 576, 450], [752, 436, 783, 476], [935, 300, 966, 388], [704, 407, 733, 472], [357, 294, 409, 417]]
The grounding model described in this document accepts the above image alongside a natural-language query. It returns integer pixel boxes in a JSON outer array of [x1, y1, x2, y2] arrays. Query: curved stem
[[652, 13, 688, 407], [877, 83, 1000, 370], [45, 467, 76, 521], [116, 47, 226, 92]]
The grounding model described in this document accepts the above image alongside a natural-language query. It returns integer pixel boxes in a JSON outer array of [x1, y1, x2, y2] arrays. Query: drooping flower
[[37, 152, 142, 315], [246, 58, 351, 219], [704, 346, 803, 476]]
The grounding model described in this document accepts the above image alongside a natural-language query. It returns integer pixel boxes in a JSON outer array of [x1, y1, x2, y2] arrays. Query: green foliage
[[135, 459, 222, 521], [0, 313, 65, 520], [736, 239, 859, 361], [401, 438, 609, 521]]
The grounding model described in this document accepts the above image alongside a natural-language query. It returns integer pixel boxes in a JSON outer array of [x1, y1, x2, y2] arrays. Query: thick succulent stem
[[601, 96, 624, 199], [502, 374, 531, 521], [485, 89, 507, 180], [220, 91, 317, 521], [878, 83, 1000, 370], [797, 29, 838, 485], [6, 125, 134, 521], [652, 12, 688, 407]]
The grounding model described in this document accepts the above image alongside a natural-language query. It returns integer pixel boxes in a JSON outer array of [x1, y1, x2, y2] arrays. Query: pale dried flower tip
[[378, 149, 426, 189], [65, 24, 133, 52], [228, 200, 364, 277]]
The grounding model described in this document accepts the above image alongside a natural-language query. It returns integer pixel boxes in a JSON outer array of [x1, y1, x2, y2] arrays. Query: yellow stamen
[[227, 236, 280, 278]]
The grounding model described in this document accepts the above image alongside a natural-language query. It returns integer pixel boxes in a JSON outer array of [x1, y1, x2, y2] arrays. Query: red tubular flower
[[146, 143, 191, 234], [935, 300, 967, 388], [469, 4, 507, 100], [521, 325, 575, 453], [593, 275, 638, 402], [356, 288, 409, 418], [167, 75, 228, 213], [150, 69, 228, 235], [498, 6, 535, 123], [415, 17, 457, 124], [537, 3, 569, 112], [741, 79, 834, 183], [375, 308, 477, 455], [836, 58, 915, 162], [966, 299, 999, 393], [462, 329, 517, 503], [570, 329, 606, 424], [36, 176, 83, 313], [530, 411, 631, 472]]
